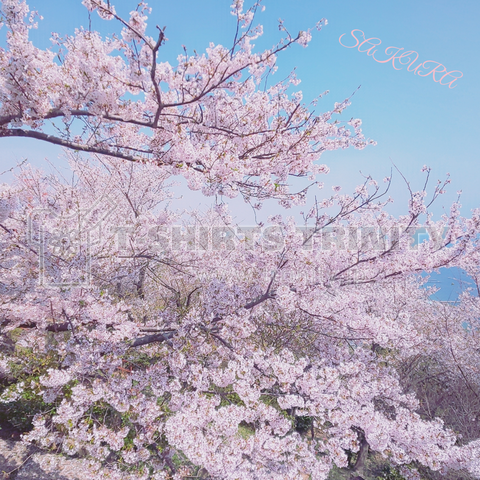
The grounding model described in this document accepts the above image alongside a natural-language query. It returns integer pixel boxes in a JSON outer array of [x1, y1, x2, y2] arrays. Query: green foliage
[[365, 454, 407, 480], [374, 465, 406, 480], [0, 393, 49, 432], [237, 421, 255, 439], [0, 331, 65, 432], [294, 414, 313, 434]]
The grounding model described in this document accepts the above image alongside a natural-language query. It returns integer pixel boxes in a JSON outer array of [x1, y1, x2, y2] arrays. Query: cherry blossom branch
[[0, 128, 145, 163]]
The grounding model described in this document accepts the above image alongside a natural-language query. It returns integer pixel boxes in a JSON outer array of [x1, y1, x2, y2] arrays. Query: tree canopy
[[1, 1, 480, 480]]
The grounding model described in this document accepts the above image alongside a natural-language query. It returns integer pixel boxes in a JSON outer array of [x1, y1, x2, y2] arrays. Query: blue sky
[[1, 0, 479, 299], [2, 0, 478, 216]]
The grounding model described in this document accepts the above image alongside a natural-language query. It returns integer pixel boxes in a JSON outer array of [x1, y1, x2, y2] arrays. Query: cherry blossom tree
[[0, 0, 364, 206], [1, 1, 480, 480]]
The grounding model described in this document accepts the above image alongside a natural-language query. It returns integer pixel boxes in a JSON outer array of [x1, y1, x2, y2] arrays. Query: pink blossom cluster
[[0, 1, 479, 479], [0, 153, 478, 478]]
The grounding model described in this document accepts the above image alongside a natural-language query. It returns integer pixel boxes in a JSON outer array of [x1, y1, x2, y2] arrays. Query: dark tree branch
[[129, 330, 176, 348], [0, 128, 146, 162]]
